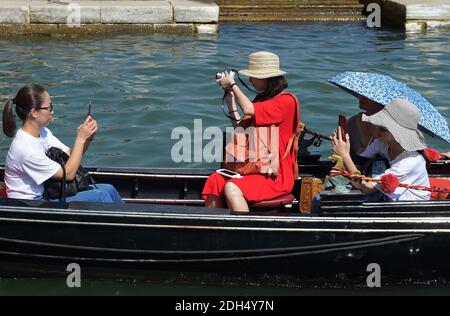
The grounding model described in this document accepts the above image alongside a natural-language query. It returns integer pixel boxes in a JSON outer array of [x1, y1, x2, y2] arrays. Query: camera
[[215, 70, 235, 80]]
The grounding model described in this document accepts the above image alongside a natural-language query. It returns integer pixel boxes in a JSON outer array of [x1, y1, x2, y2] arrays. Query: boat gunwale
[[2, 216, 450, 233], [2, 204, 450, 224]]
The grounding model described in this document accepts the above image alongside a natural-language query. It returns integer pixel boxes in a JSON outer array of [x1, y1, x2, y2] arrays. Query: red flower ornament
[[424, 148, 442, 162], [380, 174, 400, 193]]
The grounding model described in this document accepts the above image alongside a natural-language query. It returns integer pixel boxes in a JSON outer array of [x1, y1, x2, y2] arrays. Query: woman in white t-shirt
[[2, 84, 123, 203], [332, 98, 430, 201]]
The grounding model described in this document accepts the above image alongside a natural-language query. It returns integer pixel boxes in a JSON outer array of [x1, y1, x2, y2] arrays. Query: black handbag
[[43, 147, 96, 201]]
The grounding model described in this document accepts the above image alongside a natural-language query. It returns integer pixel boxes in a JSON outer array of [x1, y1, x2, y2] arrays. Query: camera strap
[[221, 69, 258, 121]]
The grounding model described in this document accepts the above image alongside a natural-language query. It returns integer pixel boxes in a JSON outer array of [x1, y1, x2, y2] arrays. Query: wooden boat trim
[[122, 198, 299, 205], [89, 170, 303, 181], [89, 171, 210, 179], [2, 216, 450, 233], [123, 198, 206, 204], [4, 204, 450, 223]]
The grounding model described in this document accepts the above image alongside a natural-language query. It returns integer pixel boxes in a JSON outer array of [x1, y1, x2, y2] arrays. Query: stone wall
[[0, 0, 219, 36]]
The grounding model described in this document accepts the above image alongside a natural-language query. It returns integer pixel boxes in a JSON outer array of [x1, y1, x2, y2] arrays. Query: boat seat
[[250, 193, 295, 208], [0, 182, 6, 198]]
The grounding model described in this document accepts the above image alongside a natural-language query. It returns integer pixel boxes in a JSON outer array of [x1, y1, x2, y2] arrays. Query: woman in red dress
[[202, 51, 300, 212]]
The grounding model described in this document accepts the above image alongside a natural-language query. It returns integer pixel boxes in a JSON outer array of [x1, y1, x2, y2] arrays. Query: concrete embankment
[[0, 0, 448, 36], [0, 0, 219, 36]]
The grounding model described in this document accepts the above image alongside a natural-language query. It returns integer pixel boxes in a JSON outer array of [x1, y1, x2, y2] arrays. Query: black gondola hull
[[1, 160, 450, 286], [1, 201, 450, 286]]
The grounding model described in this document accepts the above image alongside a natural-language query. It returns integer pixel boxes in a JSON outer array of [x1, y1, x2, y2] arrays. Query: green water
[[2, 277, 450, 296], [1, 22, 449, 168], [1, 22, 450, 295]]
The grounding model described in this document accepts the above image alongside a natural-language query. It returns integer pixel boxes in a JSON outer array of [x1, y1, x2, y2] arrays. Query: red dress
[[202, 93, 298, 203]]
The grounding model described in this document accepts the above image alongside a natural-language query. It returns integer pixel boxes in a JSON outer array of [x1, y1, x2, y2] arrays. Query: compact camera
[[215, 70, 235, 80]]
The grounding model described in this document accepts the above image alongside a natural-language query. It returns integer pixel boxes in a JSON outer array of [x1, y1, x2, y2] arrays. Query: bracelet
[[230, 83, 237, 89], [229, 110, 238, 114]]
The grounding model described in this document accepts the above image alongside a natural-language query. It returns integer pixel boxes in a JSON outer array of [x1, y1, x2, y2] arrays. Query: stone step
[[219, 4, 364, 21], [220, 11, 364, 18], [220, 3, 364, 8], [220, 14, 364, 22], [215, 0, 365, 21], [215, 0, 362, 5], [220, 4, 364, 12]]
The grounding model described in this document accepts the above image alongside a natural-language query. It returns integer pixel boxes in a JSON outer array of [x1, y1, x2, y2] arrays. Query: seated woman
[[347, 95, 384, 156], [332, 98, 430, 201], [202, 51, 299, 212], [2, 84, 123, 203]]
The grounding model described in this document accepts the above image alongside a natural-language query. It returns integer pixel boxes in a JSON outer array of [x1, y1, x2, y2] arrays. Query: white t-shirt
[[361, 139, 430, 201], [5, 128, 70, 200]]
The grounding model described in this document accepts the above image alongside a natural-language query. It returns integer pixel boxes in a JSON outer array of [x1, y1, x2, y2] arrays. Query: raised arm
[[332, 127, 377, 194], [53, 116, 97, 181], [224, 91, 241, 128], [217, 71, 254, 118]]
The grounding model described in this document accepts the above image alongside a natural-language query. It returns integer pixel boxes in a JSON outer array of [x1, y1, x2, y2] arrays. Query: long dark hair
[[252, 76, 288, 102], [2, 84, 47, 137]]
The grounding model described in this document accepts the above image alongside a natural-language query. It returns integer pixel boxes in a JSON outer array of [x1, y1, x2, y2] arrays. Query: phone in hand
[[338, 114, 348, 142], [216, 169, 242, 179], [87, 99, 92, 117]]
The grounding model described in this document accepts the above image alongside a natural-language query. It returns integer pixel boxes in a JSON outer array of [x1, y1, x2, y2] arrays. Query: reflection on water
[[0, 22, 449, 169]]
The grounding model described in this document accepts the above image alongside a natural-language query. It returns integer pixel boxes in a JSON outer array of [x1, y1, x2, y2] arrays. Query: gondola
[[1, 143, 450, 287]]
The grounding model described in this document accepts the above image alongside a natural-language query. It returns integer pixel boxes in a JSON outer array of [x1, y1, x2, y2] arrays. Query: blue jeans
[[311, 194, 321, 216], [52, 183, 124, 204], [365, 190, 393, 202]]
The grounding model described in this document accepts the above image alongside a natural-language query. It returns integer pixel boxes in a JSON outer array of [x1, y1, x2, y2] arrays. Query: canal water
[[1, 22, 449, 168], [0, 21, 449, 294]]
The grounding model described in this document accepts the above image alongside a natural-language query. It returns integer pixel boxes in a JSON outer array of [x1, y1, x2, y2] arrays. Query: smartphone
[[338, 114, 348, 142], [216, 169, 243, 179], [87, 100, 92, 117]]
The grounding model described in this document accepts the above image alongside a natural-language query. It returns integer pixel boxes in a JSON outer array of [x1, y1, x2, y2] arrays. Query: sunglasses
[[38, 102, 53, 112]]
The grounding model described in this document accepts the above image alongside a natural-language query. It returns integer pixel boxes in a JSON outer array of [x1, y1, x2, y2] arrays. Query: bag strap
[[279, 92, 304, 178], [60, 161, 67, 202]]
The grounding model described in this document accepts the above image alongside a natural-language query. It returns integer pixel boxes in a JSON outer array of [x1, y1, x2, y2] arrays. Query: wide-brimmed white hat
[[239, 51, 287, 79], [362, 98, 426, 151]]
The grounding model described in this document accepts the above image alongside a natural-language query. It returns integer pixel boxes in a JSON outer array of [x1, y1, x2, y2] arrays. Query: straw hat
[[239, 51, 287, 79], [362, 98, 426, 151]]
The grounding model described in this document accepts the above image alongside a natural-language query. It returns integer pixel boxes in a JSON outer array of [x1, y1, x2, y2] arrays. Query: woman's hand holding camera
[[216, 71, 236, 91]]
